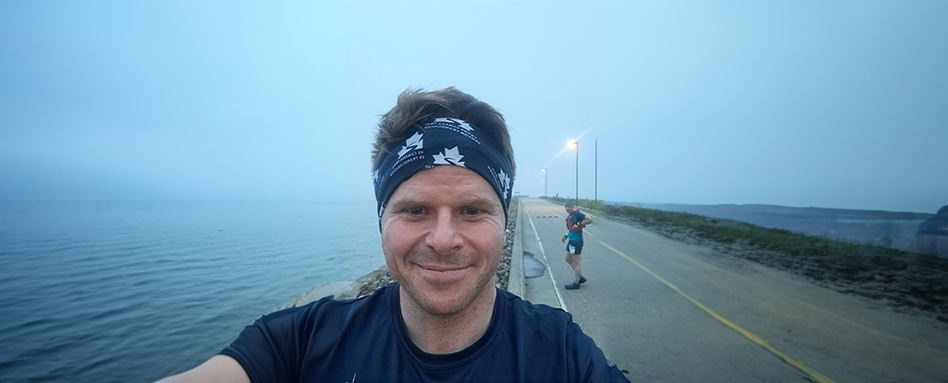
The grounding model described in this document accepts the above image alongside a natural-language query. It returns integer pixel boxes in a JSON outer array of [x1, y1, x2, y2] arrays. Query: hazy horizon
[[2, 1, 945, 214]]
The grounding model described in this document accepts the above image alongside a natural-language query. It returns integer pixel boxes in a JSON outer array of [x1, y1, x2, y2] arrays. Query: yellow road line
[[599, 241, 838, 383]]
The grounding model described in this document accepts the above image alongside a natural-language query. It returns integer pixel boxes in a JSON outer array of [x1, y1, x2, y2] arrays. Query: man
[[562, 201, 592, 290], [157, 87, 629, 382]]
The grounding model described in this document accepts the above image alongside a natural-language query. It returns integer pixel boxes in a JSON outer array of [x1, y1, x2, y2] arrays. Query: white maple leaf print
[[432, 146, 465, 167], [437, 117, 474, 131], [398, 132, 424, 158], [498, 169, 511, 199]]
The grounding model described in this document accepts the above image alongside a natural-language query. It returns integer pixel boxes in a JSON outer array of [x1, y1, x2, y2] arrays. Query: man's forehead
[[388, 194, 498, 208]]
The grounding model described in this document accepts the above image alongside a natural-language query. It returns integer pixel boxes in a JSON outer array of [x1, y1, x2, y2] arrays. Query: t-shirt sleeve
[[576, 211, 586, 222], [565, 321, 632, 383], [220, 305, 313, 383]]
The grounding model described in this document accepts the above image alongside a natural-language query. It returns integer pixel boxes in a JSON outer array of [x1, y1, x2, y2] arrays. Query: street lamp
[[542, 168, 548, 197], [569, 140, 578, 200]]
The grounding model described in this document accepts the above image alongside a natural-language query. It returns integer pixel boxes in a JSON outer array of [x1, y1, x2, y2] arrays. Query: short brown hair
[[371, 87, 515, 176]]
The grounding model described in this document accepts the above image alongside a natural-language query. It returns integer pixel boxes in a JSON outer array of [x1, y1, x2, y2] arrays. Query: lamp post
[[569, 140, 578, 200], [542, 168, 548, 197]]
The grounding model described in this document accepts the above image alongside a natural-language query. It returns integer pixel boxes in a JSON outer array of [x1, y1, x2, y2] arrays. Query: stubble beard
[[387, 249, 499, 317]]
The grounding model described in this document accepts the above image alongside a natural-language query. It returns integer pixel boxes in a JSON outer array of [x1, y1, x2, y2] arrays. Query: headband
[[373, 117, 514, 219]]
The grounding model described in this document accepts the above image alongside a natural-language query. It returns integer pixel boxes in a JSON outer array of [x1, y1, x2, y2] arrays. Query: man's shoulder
[[498, 290, 574, 327], [269, 283, 395, 327]]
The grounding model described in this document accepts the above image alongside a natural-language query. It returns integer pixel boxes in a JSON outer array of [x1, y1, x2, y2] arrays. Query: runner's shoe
[[579, 276, 587, 284], [564, 282, 581, 290]]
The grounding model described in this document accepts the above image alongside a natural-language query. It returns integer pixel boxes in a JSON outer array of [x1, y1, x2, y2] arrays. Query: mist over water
[[0, 201, 384, 383]]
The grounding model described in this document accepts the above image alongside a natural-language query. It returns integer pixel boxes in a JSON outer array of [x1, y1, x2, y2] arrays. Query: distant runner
[[562, 201, 592, 290]]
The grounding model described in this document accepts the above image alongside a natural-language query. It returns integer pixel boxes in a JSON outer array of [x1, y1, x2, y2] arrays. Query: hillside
[[634, 203, 944, 256]]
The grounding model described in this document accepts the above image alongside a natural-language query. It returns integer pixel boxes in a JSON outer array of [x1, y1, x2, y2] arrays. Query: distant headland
[[627, 202, 947, 257]]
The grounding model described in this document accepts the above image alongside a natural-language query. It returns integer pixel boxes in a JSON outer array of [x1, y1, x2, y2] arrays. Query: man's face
[[380, 165, 505, 316], [565, 205, 575, 214]]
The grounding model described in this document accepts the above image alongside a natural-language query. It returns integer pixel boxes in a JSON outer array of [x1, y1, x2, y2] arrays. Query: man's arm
[[573, 213, 592, 228], [569, 216, 592, 233], [577, 211, 592, 226], [156, 355, 251, 383]]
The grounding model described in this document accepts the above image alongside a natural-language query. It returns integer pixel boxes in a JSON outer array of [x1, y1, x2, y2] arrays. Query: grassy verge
[[548, 197, 911, 271]]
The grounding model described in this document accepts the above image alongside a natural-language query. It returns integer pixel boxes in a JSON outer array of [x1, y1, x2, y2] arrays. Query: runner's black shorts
[[566, 240, 584, 255]]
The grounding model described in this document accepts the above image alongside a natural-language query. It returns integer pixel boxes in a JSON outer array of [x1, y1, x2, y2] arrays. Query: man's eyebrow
[[387, 196, 499, 209], [456, 196, 498, 206], [386, 198, 425, 209]]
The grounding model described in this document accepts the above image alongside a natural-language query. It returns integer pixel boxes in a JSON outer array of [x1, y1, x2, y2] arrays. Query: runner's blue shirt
[[567, 210, 587, 242]]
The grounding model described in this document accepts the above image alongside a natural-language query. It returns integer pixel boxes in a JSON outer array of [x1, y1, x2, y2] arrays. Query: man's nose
[[425, 210, 463, 255]]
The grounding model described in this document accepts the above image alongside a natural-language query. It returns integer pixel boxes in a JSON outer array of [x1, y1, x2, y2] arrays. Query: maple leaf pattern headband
[[373, 118, 514, 219]]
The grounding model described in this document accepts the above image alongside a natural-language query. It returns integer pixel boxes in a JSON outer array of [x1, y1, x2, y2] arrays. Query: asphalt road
[[514, 198, 948, 383]]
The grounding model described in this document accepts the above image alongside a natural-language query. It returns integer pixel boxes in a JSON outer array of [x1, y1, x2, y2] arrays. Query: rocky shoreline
[[285, 199, 519, 308]]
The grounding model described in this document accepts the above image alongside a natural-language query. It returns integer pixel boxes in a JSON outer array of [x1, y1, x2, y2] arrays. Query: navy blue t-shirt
[[221, 283, 629, 382]]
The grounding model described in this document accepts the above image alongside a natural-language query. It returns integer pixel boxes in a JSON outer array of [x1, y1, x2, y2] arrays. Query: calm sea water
[[0, 201, 384, 383]]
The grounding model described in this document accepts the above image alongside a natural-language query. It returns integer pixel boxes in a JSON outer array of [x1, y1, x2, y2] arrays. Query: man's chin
[[410, 292, 468, 315], [402, 281, 489, 315]]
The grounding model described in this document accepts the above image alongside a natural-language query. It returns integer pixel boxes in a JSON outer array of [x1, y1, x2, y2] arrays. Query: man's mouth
[[418, 264, 466, 280]]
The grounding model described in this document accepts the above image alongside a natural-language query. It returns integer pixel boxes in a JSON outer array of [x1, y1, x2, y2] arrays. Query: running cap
[[373, 118, 514, 219]]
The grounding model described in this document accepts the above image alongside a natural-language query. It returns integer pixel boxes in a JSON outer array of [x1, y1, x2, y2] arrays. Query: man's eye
[[464, 208, 480, 215], [408, 207, 423, 215]]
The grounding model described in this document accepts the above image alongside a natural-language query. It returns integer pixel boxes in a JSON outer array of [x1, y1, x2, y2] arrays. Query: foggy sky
[[1, 1, 945, 213]]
